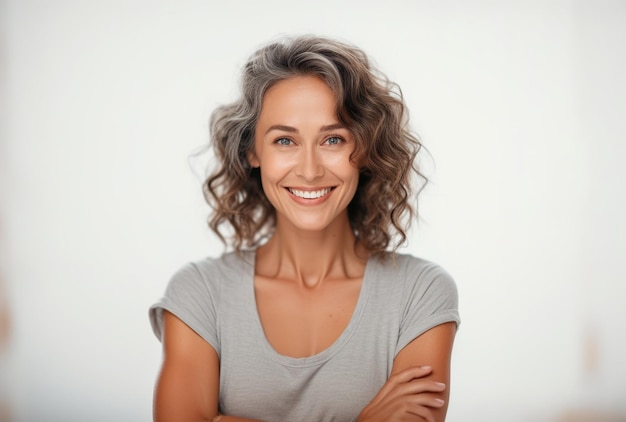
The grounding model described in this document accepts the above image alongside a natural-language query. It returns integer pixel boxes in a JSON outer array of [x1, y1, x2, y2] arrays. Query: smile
[[287, 188, 333, 199]]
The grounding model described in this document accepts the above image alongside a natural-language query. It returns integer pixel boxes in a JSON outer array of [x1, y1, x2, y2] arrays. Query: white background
[[2, 1, 625, 421]]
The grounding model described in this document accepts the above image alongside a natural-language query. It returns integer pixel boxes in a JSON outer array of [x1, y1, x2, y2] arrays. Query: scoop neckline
[[243, 249, 373, 368]]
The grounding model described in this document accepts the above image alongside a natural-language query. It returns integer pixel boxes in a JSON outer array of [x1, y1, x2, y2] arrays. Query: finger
[[392, 365, 434, 382], [375, 396, 444, 422], [409, 395, 446, 409], [373, 377, 445, 408], [363, 380, 445, 420], [409, 405, 437, 422], [390, 392, 446, 411], [395, 379, 446, 398], [367, 366, 433, 407], [395, 398, 445, 422], [405, 397, 446, 422]]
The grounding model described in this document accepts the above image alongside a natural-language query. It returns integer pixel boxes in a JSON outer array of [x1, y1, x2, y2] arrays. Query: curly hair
[[204, 35, 426, 256]]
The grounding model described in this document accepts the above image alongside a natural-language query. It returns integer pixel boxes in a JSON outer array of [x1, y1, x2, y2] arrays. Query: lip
[[285, 186, 335, 205]]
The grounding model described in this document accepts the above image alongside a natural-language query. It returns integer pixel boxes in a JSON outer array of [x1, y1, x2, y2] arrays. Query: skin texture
[[154, 76, 456, 422], [155, 311, 219, 422], [249, 76, 367, 357], [248, 76, 360, 239], [357, 322, 457, 422]]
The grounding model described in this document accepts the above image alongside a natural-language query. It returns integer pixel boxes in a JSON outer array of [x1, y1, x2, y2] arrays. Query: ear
[[247, 150, 260, 168]]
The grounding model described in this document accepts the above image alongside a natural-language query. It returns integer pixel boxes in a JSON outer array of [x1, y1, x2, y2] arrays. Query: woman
[[150, 35, 459, 422]]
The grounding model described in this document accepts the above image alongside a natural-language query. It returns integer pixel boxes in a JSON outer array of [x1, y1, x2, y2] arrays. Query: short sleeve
[[395, 259, 460, 356], [149, 261, 221, 355]]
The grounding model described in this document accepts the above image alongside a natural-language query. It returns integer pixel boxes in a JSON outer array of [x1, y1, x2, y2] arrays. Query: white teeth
[[288, 188, 332, 199]]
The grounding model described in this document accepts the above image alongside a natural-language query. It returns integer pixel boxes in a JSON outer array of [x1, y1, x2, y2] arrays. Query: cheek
[[326, 153, 359, 179], [258, 154, 291, 185]]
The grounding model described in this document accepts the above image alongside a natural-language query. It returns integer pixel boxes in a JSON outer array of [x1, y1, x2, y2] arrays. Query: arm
[[357, 322, 457, 422], [154, 311, 220, 422], [154, 311, 262, 422], [392, 322, 457, 420]]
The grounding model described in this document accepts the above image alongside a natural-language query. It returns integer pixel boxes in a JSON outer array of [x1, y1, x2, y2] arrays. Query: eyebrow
[[264, 123, 346, 135]]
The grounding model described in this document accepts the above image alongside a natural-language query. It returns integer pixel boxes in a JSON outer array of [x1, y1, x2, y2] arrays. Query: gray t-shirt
[[150, 250, 460, 422]]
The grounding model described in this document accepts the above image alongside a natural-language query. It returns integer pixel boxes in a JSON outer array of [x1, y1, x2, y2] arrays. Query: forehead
[[259, 76, 337, 118]]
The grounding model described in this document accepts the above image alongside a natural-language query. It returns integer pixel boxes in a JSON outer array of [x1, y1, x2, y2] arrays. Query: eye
[[325, 136, 343, 145], [275, 137, 293, 146]]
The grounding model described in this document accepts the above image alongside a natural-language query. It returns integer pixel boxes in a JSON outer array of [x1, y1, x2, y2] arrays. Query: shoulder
[[157, 250, 254, 316], [372, 253, 455, 287], [383, 254, 460, 351], [371, 252, 458, 310], [149, 250, 253, 346], [170, 250, 253, 288]]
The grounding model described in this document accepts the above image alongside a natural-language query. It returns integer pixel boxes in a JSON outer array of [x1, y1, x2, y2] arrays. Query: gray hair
[[204, 35, 424, 255]]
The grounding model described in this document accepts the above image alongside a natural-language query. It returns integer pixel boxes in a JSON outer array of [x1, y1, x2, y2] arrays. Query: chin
[[287, 221, 334, 233], [279, 211, 349, 235]]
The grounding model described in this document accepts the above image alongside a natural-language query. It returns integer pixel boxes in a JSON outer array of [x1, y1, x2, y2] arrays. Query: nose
[[295, 146, 324, 181]]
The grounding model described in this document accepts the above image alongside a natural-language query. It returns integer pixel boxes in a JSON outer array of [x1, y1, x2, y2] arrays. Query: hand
[[356, 366, 446, 422]]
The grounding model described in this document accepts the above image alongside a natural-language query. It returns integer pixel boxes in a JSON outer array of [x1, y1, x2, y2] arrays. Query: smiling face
[[249, 76, 359, 234]]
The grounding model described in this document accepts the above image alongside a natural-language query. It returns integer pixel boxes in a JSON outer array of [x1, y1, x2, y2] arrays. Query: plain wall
[[2, 1, 625, 421]]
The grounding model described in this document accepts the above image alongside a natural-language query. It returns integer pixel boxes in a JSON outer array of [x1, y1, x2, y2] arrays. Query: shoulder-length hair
[[204, 35, 426, 257]]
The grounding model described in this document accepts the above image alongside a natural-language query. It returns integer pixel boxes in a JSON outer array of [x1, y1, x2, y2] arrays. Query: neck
[[255, 214, 367, 289]]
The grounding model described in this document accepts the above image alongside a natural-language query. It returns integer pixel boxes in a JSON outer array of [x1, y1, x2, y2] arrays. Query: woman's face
[[250, 76, 359, 233]]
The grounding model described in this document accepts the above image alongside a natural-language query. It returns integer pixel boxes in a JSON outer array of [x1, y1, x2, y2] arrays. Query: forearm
[[214, 416, 264, 422]]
